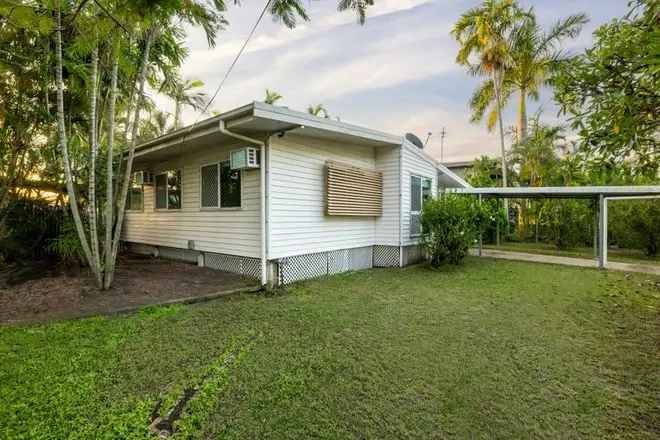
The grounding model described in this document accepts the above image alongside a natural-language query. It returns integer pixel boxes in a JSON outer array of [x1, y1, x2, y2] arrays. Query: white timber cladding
[[326, 160, 383, 216], [400, 142, 438, 246], [122, 142, 262, 258], [375, 145, 401, 245], [268, 134, 380, 259]]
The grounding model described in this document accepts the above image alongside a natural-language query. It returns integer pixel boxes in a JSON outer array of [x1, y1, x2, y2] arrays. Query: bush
[[0, 197, 65, 262], [610, 199, 660, 256], [47, 219, 84, 266], [420, 194, 489, 266], [539, 199, 592, 250]]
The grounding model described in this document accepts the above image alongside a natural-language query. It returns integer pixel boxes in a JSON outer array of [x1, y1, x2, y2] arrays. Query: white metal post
[[478, 194, 483, 257], [593, 197, 598, 259], [598, 195, 608, 269]]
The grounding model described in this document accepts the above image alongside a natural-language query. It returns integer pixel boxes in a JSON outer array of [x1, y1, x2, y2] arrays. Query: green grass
[[1, 258, 659, 439], [485, 241, 660, 265]]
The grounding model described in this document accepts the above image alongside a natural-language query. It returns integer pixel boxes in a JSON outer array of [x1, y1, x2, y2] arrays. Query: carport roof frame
[[447, 185, 660, 199]]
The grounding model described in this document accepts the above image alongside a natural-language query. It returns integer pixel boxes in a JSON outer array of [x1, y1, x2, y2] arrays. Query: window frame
[[126, 172, 144, 212], [154, 169, 182, 211], [198, 160, 243, 211], [410, 174, 433, 238]]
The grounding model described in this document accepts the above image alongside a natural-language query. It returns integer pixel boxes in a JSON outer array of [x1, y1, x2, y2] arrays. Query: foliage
[[539, 199, 592, 249], [307, 104, 329, 118], [509, 117, 562, 187], [452, 0, 529, 191], [468, 7, 587, 139], [160, 76, 207, 130], [0, 197, 64, 262], [1, 264, 659, 438], [466, 155, 503, 187], [264, 89, 283, 105], [552, 0, 660, 177], [420, 194, 490, 265], [47, 218, 84, 265], [610, 199, 660, 256]]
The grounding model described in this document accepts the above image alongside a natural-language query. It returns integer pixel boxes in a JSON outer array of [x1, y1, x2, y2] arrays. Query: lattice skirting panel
[[402, 244, 427, 266], [204, 252, 261, 279], [373, 245, 401, 267], [279, 246, 374, 285]]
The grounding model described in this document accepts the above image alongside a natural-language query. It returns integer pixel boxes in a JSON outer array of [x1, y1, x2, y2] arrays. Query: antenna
[[440, 127, 446, 163]]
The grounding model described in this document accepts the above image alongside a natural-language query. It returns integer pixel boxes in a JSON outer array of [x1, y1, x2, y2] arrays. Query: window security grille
[[201, 164, 219, 208]]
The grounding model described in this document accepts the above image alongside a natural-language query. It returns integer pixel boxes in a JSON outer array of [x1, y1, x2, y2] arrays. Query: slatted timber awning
[[326, 160, 383, 216]]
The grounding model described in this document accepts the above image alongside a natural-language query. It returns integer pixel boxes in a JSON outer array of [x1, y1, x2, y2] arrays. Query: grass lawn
[[1, 258, 659, 439], [485, 241, 660, 265]]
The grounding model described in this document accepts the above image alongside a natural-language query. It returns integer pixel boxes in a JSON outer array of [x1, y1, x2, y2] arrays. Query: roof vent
[[405, 132, 425, 149]]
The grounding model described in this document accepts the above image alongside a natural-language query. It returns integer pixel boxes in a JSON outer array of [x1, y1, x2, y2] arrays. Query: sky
[[153, 0, 628, 163]]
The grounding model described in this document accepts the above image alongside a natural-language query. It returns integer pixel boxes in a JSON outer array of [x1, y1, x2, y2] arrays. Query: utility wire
[[191, 0, 273, 125]]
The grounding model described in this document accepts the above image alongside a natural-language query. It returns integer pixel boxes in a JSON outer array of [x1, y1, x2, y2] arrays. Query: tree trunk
[[105, 27, 156, 289], [518, 87, 527, 142], [103, 50, 119, 288], [88, 46, 102, 286], [174, 100, 181, 130], [492, 68, 508, 232], [55, 6, 95, 273]]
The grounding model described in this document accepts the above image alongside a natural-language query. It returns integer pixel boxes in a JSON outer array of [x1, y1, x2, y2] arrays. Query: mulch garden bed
[[0, 253, 258, 325]]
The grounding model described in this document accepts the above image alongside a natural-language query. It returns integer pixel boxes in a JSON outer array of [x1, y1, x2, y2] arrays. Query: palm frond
[[270, 0, 310, 29], [337, 0, 375, 25]]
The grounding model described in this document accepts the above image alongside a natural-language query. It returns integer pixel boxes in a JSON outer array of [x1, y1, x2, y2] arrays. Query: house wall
[[400, 142, 438, 246], [268, 133, 380, 259], [122, 142, 262, 258], [375, 145, 401, 246]]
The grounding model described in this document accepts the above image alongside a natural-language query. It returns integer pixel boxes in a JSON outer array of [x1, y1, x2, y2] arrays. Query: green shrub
[[47, 219, 84, 266], [610, 199, 660, 256], [420, 194, 489, 266], [539, 199, 592, 249], [0, 197, 64, 262]]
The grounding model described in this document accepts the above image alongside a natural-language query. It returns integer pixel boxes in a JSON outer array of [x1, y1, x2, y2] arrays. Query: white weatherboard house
[[123, 102, 469, 286]]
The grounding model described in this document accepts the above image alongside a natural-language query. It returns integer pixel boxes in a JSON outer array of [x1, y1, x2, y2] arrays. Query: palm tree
[[264, 89, 283, 105], [138, 109, 172, 143], [161, 76, 207, 130], [452, 0, 528, 195], [470, 12, 588, 141], [307, 104, 329, 118]]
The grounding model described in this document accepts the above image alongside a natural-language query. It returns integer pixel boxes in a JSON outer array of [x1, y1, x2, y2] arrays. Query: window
[[155, 170, 181, 210], [220, 161, 241, 208], [127, 174, 143, 211], [410, 175, 432, 237], [199, 161, 241, 209]]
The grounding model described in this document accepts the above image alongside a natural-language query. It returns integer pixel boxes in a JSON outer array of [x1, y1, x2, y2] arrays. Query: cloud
[[150, 0, 629, 163]]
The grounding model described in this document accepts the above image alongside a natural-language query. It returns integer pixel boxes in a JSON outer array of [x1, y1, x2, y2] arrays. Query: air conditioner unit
[[230, 147, 260, 170]]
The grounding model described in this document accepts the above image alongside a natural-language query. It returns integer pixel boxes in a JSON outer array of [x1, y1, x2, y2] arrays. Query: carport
[[447, 186, 660, 269]]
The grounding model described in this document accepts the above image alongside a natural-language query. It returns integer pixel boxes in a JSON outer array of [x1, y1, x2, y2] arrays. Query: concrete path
[[471, 249, 660, 276]]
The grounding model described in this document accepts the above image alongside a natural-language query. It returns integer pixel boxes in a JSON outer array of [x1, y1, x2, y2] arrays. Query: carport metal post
[[598, 195, 608, 269], [593, 197, 599, 259], [478, 194, 483, 257]]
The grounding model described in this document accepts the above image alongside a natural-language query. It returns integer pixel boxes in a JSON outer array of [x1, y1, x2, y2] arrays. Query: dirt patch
[[0, 253, 258, 325]]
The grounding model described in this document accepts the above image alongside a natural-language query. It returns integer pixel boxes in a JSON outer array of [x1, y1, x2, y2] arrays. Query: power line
[[192, 0, 273, 125]]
